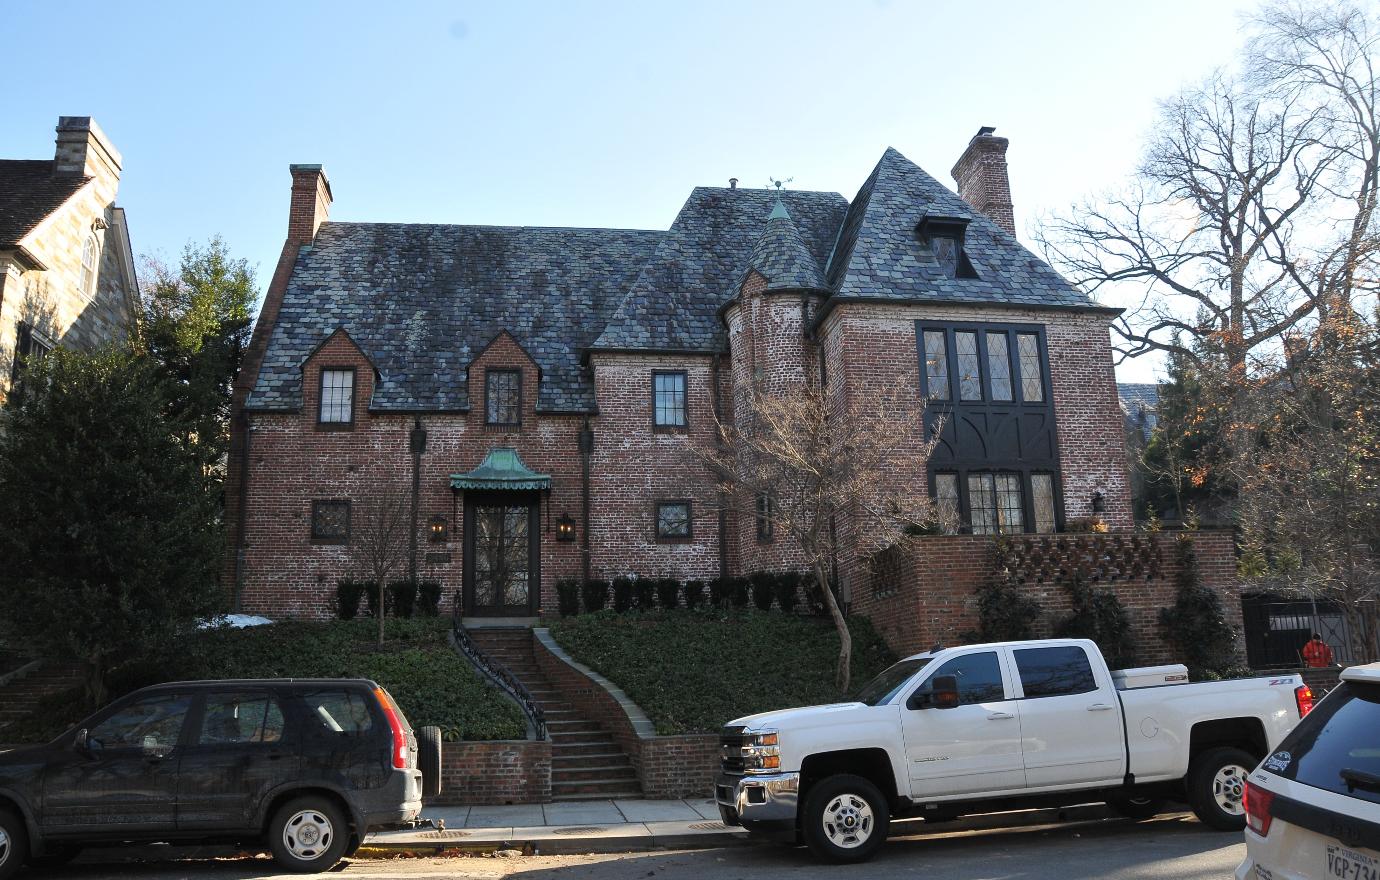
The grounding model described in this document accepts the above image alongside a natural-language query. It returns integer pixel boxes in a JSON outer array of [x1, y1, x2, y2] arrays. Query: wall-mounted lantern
[[1091, 491, 1106, 514], [555, 513, 577, 542], [429, 515, 448, 543]]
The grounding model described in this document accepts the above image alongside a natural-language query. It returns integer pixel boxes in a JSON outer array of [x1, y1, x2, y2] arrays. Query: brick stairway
[[466, 628, 641, 801], [0, 661, 84, 733]]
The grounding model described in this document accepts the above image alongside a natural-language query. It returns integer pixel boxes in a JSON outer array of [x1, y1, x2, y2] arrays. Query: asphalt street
[[29, 813, 1245, 880]]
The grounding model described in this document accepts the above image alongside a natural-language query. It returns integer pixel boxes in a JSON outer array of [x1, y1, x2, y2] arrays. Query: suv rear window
[[1270, 680, 1380, 806], [302, 690, 375, 734]]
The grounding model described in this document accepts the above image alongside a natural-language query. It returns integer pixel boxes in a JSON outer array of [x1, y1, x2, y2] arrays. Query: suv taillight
[[1244, 780, 1274, 837], [1295, 684, 1314, 718], [374, 687, 408, 769]]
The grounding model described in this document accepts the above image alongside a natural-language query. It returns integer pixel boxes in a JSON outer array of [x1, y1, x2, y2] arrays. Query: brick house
[[228, 129, 1143, 627], [0, 117, 139, 402]]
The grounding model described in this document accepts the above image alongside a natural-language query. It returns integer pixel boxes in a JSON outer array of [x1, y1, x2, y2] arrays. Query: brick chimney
[[287, 164, 332, 243], [54, 116, 122, 180], [951, 126, 1015, 237]]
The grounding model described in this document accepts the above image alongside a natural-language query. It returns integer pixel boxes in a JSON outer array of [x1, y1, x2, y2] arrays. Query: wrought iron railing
[[450, 595, 547, 740], [1242, 596, 1373, 669]]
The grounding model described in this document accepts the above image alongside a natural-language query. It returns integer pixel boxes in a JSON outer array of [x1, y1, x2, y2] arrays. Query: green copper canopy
[[450, 447, 551, 491]]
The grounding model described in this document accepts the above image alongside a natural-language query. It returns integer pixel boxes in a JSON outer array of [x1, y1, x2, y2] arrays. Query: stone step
[[552, 752, 630, 766], [552, 765, 638, 783], [551, 740, 620, 756], [546, 720, 605, 733]]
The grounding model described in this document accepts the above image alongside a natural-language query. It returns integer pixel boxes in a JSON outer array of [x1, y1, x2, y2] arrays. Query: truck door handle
[[1087, 703, 1114, 712], [987, 712, 1015, 720]]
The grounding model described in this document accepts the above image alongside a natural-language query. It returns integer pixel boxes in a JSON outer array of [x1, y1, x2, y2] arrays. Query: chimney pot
[[952, 126, 1015, 237], [287, 164, 333, 244], [729, 177, 738, 190]]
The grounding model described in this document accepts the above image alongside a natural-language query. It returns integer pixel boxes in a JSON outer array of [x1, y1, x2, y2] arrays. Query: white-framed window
[[318, 368, 355, 425], [79, 235, 99, 297]]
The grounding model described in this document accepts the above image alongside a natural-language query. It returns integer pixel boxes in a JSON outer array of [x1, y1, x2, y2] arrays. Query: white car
[[1237, 663, 1380, 880]]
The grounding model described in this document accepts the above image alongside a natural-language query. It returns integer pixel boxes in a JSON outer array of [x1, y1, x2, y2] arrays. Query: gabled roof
[[742, 198, 829, 293], [248, 223, 662, 413], [0, 160, 91, 247], [1118, 382, 1161, 441], [590, 187, 847, 352], [823, 147, 1096, 310]]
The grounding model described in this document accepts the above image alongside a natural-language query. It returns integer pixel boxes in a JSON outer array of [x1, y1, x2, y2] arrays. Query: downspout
[[231, 412, 252, 612], [408, 417, 426, 582], [579, 417, 593, 589], [712, 353, 729, 578]]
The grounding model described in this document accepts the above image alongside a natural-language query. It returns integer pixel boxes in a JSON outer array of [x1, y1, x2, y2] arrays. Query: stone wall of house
[[433, 739, 551, 805], [852, 530, 1243, 667], [0, 119, 135, 404]]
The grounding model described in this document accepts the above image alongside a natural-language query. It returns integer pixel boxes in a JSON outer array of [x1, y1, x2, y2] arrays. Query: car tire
[[1187, 746, 1254, 831], [1106, 794, 1166, 820], [418, 725, 443, 799], [801, 774, 890, 864], [0, 808, 29, 880], [268, 796, 350, 873]]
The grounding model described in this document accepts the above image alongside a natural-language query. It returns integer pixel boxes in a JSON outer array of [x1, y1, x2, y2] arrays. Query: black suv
[[0, 678, 442, 875]]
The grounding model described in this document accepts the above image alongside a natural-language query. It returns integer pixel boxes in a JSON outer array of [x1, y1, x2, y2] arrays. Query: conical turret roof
[[743, 197, 830, 292]]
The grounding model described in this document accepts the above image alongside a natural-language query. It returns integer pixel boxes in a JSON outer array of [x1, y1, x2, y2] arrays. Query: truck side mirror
[[929, 675, 961, 709]]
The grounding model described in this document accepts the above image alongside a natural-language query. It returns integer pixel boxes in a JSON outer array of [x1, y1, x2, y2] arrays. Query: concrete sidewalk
[[362, 798, 745, 855]]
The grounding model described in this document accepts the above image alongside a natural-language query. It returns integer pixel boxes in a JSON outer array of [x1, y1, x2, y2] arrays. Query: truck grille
[[720, 725, 748, 775]]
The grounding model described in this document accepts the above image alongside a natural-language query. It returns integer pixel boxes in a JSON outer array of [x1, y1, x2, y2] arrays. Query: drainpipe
[[711, 353, 729, 578], [231, 413, 253, 613], [408, 417, 427, 582], [579, 417, 594, 588]]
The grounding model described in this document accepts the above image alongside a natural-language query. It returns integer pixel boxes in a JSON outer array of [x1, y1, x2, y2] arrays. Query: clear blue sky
[[3, 0, 1261, 381]]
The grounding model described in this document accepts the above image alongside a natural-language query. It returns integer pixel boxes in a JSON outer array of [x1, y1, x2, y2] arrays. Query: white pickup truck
[[715, 637, 1313, 863]]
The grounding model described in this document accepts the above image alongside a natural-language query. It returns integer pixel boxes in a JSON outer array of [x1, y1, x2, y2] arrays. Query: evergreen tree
[[0, 349, 224, 704]]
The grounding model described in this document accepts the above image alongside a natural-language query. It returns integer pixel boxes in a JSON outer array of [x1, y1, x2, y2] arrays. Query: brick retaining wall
[[432, 739, 551, 805], [533, 630, 718, 798], [854, 530, 1243, 667]]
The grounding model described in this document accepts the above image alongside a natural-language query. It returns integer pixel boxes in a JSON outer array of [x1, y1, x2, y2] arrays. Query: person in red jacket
[[1302, 633, 1335, 668]]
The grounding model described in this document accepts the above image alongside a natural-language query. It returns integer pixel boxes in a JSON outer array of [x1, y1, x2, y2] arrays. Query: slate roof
[[247, 223, 663, 413], [742, 198, 829, 293], [249, 147, 1107, 415], [1117, 382, 1161, 441], [824, 147, 1096, 310], [589, 188, 847, 352], [0, 160, 91, 247]]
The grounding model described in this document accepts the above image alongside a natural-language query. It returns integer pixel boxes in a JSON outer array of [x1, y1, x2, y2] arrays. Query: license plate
[[1328, 844, 1380, 880]]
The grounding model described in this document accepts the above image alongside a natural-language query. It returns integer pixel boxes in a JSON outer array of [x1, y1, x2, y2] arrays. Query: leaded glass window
[[486, 370, 521, 426], [653, 371, 687, 428], [319, 369, 354, 424], [656, 501, 691, 540], [755, 493, 774, 542], [934, 473, 960, 534], [986, 332, 1013, 401], [923, 331, 950, 400], [1032, 473, 1058, 534], [931, 235, 960, 278], [967, 473, 1024, 535], [1018, 334, 1044, 402], [956, 332, 982, 401], [80, 235, 99, 296], [311, 500, 350, 543]]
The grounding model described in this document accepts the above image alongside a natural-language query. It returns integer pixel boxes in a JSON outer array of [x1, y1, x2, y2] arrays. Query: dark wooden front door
[[462, 493, 539, 616]]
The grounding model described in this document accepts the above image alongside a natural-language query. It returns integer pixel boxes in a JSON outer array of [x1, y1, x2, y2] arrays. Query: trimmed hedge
[[4, 619, 526, 743], [549, 610, 895, 734]]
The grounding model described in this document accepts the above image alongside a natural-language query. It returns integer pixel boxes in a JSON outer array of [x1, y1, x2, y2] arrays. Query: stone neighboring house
[[1118, 382, 1161, 446], [228, 129, 1235, 660], [0, 117, 139, 401]]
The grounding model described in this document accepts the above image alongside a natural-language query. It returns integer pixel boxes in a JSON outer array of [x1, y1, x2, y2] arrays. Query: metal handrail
[[450, 595, 547, 740]]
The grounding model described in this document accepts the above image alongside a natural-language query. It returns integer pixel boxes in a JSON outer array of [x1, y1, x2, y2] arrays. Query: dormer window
[[916, 215, 978, 279]]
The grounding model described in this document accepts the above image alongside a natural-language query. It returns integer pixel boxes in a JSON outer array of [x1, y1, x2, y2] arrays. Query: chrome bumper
[[715, 771, 800, 827]]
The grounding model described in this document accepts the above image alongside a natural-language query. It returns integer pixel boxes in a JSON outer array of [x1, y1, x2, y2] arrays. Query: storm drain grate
[[553, 826, 607, 835], [689, 822, 727, 831], [418, 830, 471, 839]]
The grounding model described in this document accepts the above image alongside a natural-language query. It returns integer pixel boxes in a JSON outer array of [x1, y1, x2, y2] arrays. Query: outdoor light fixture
[[556, 513, 577, 542], [1091, 491, 1106, 513], [429, 515, 448, 543]]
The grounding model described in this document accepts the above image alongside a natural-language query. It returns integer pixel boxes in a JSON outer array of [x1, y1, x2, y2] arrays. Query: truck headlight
[[743, 729, 781, 773]]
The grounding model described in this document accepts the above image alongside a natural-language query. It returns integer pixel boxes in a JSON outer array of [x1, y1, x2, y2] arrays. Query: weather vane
[[766, 176, 794, 192]]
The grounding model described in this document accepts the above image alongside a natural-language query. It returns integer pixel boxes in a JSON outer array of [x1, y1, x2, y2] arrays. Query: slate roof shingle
[[250, 148, 1106, 415], [0, 160, 91, 247], [247, 223, 663, 413]]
